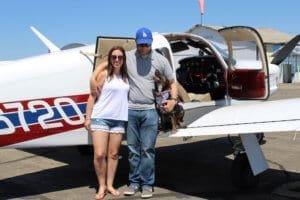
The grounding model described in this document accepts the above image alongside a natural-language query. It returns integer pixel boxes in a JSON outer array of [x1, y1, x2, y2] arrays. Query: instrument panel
[[176, 55, 226, 99]]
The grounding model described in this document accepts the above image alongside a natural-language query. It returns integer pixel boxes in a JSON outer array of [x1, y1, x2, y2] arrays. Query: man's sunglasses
[[138, 44, 150, 47], [111, 55, 124, 60]]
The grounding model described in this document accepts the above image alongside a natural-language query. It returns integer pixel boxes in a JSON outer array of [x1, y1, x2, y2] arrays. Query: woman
[[85, 46, 129, 200]]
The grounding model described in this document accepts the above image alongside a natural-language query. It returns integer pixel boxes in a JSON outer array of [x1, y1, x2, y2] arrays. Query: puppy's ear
[[155, 69, 161, 77], [154, 69, 163, 82]]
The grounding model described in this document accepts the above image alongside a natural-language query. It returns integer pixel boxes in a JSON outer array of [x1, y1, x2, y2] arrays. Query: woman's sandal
[[107, 188, 120, 197], [95, 190, 107, 200]]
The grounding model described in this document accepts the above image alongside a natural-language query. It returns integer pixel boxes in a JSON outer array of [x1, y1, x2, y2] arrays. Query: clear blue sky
[[0, 0, 299, 60]]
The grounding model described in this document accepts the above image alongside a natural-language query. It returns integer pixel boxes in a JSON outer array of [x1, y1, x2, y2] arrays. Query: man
[[123, 27, 177, 198], [91, 27, 177, 198]]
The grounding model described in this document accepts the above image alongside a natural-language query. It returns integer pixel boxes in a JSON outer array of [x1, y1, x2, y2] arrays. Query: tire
[[77, 145, 93, 156], [230, 153, 259, 189]]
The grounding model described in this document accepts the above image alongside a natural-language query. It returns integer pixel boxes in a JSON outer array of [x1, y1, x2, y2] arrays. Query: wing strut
[[240, 133, 268, 175]]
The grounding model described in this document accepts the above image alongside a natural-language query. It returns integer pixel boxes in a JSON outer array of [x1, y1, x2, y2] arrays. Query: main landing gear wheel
[[230, 153, 260, 189], [77, 145, 93, 155]]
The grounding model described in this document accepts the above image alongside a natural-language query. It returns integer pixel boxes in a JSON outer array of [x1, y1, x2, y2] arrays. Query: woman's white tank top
[[91, 74, 129, 121]]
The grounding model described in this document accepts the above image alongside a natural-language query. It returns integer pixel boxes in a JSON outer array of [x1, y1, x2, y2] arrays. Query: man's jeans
[[127, 109, 159, 187]]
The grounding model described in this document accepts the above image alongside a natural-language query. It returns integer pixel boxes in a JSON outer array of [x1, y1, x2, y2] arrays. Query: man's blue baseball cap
[[135, 27, 153, 45]]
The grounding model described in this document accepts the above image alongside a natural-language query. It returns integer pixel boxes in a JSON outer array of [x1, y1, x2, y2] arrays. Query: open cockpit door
[[219, 26, 270, 100], [94, 34, 174, 72]]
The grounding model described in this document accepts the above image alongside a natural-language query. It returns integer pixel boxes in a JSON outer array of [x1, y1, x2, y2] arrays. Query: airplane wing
[[172, 98, 300, 137]]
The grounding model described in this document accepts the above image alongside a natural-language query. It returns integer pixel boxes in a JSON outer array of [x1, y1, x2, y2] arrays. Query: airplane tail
[[271, 34, 300, 65]]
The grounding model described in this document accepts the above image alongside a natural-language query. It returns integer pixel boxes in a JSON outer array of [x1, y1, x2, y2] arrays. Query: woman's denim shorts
[[90, 118, 126, 133]]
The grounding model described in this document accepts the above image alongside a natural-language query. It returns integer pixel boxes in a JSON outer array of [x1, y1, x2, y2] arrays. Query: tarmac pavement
[[0, 83, 300, 200]]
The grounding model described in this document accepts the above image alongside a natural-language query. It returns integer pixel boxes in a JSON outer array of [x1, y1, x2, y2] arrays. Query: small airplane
[[0, 25, 299, 189]]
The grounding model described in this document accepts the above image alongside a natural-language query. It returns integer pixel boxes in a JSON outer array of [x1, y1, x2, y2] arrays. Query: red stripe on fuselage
[[0, 94, 89, 147]]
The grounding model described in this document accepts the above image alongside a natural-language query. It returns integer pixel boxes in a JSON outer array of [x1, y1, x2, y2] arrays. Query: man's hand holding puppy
[[154, 71, 178, 113], [162, 97, 177, 112]]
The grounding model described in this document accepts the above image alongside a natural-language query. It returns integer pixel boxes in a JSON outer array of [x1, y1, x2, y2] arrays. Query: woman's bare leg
[[106, 133, 123, 196], [92, 131, 109, 199]]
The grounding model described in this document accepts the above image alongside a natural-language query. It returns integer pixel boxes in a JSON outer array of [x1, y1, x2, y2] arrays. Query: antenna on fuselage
[[30, 26, 61, 53], [197, 0, 205, 26]]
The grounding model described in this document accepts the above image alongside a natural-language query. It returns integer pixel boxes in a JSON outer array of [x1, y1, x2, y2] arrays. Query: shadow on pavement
[[0, 137, 298, 200]]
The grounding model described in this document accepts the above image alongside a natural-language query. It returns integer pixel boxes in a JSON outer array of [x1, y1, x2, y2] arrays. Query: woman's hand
[[84, 119, 91, 131], [90, 79, 100, 97]]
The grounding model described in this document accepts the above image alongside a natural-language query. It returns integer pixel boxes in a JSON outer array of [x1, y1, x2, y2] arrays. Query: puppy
[[154, 70, 185, 133]]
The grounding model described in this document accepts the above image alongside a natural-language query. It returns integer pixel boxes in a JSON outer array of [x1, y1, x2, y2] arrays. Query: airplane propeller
[[271, 35, 300, 65]]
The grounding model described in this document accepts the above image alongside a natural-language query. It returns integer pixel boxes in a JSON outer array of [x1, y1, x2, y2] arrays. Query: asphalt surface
[[0, 83, 300, 200]]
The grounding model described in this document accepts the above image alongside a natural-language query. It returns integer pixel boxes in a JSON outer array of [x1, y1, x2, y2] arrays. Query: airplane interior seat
[[188, 92, 212, 102], [177, 81, 212, 103], [177, 82, 191, 102]]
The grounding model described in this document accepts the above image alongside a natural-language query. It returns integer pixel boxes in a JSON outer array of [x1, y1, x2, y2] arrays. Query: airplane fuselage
[[0, 27, 284, 148]]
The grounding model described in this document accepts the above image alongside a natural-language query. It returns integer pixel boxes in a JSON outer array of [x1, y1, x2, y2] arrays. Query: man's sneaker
[[123, 184, 139, 196], [141, 186, 153, 198]]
